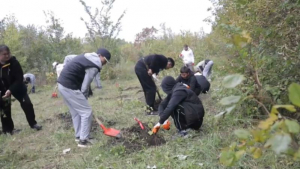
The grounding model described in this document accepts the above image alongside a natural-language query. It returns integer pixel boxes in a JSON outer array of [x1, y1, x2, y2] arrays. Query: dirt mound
[[109, 123, 166, 152], [56, 113, 99, 132]]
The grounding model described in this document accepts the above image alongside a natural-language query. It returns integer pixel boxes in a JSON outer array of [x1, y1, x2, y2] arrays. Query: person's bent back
[[152, 76, 204, 136]]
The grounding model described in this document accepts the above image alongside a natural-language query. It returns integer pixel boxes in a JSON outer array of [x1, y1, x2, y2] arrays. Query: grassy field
[[0, 61, 299, 169]]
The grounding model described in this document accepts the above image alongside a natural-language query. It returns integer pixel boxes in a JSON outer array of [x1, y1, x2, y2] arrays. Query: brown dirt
[[122, 86, 140, 91], [56, 113, 99, 132], [109, 123, 166, 152]]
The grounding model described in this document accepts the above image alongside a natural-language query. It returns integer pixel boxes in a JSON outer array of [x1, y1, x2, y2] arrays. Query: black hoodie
[[175, 69, 201, 94], [0, 56, 27, 99], [159, 76, 205, 125]]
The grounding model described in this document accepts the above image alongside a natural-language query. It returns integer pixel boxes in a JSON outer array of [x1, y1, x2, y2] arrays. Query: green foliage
[[289, 83, 300, 107], [220, 95, 241, 105], [220, 83, 300, 166], [222, 74, 245, 88]]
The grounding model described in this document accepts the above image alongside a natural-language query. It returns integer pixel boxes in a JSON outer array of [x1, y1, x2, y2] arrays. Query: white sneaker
[[75, 137, 80, 142]]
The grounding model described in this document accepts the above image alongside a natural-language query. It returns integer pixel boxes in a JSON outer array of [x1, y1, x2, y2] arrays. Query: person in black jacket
[[176, 66, 201, 96], [0, 45, 42, 134], [152, 76, 204, 136], [135, 54, 175, 115]]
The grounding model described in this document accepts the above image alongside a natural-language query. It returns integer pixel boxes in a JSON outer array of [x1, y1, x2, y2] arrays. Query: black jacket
[[176, 70, 201, 94], [0, 56, 27, 99], [158, 83, 205, 125], [141, 54, 168, 74], [195, 75, 210, 93]]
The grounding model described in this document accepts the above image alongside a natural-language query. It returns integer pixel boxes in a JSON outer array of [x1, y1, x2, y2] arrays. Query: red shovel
[[134, 117, 145, 130], [95, 116, 122, 138]]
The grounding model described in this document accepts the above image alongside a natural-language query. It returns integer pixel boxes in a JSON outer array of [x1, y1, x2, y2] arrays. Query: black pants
[[194, 88, 201, 96], [0, 100, 14, 133], [135, 62, 156, 108], [171, 105, 203, 131], [14, 94, 37, 127]]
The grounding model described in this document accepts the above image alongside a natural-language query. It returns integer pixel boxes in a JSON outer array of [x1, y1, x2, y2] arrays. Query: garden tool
[[52, 85, 58, 98], [142, 58, 162, 101], [94, 116, 122, 138], [134, 117, 145, 130]]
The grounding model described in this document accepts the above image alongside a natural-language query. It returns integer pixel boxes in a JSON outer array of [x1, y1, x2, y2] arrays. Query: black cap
[[96, 48, 111, 62]]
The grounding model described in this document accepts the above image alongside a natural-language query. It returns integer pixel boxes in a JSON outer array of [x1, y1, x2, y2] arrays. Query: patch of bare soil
[[56, 113, 99, 132], [109, 123, 166, 152]]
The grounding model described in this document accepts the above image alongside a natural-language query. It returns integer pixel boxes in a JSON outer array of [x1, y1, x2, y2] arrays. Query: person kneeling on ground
[[195, 59, 214, 80], [0, 45, 42, 134], [57, 48, 110, 148], [135, 54, 175, 115], [194, 71, 210, 94], [176, 66, 201, 96], [152, 76, 205, 136], [24, 73, 36, 93]]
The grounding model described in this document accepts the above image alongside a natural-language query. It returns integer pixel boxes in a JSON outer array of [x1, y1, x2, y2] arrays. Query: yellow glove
[[152, 123, 161, 134]]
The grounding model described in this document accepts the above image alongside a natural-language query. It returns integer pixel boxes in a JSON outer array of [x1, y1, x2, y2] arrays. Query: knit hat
[[96, 48, 111, 63], [161, 76, 177, 94]]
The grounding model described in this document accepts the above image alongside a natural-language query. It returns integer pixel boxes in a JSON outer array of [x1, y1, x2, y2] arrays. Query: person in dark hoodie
[[135, 54, 175, 115], [152, 76, 205, 136], [176, 66, 201, 96], [57, 48, 110, 148], [0, 45, 42, 134]]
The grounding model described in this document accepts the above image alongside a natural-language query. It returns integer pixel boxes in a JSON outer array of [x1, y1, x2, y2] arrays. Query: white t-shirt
[[180, 48, 194, 64]]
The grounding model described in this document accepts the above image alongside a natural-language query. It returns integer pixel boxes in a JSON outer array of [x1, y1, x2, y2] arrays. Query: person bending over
[[57, 48, 110, 148], [135, 54, 175, 115], [24, 73, 36, 93], [152, 76, 205, 136]]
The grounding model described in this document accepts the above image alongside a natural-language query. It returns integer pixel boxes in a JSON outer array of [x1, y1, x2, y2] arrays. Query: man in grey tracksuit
[[57, 48, 111, 148], [64, 54, 103, 89], [63, 54, 77, 65], [24, 73, 36, 93]]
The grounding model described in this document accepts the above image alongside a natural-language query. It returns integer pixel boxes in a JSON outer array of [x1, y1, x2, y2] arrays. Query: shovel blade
[[103, 128, 122, 138]]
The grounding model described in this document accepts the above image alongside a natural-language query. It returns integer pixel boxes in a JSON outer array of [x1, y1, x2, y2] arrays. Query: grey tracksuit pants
[[58, 84, 92, 140], [94, 73, 102, 89], [203, 60, 214, 78]]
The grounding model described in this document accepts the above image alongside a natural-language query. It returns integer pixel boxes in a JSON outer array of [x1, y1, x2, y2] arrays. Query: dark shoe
[[145, 106, 158, 116], [31, 124, 42, 131], [146, 111, 159, 116], [3, 131, 13, 135], [78, 140, 93, 148], [178, 130, 188, 137]]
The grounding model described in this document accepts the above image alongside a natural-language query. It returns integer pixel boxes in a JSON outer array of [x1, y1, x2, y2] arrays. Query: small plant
[[219, 83, 300, 166]]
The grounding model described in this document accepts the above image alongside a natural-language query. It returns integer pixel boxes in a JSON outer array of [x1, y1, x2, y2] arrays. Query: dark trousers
[[0, 100, 14, 133], [194, 88, 201, 96], [135, 62, 156, 108], [171, 105, 203, 131], [14, 94, 37, 127]]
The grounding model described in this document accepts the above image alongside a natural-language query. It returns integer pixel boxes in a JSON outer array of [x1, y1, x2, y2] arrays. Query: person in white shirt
[[24, 73, 36, 93], [195, 59, 214, 80], [179, 45, 194, 71]]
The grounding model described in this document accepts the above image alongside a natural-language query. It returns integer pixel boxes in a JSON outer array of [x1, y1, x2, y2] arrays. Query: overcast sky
[[0, 0, 213, 42]]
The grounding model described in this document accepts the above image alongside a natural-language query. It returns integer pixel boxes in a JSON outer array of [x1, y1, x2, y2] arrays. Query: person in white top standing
[[179, 44, 194, 72]]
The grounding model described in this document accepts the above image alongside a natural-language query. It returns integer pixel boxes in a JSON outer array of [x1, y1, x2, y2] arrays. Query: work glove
[[152, 123, 161, 134], [162, 120, 171, 130]]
